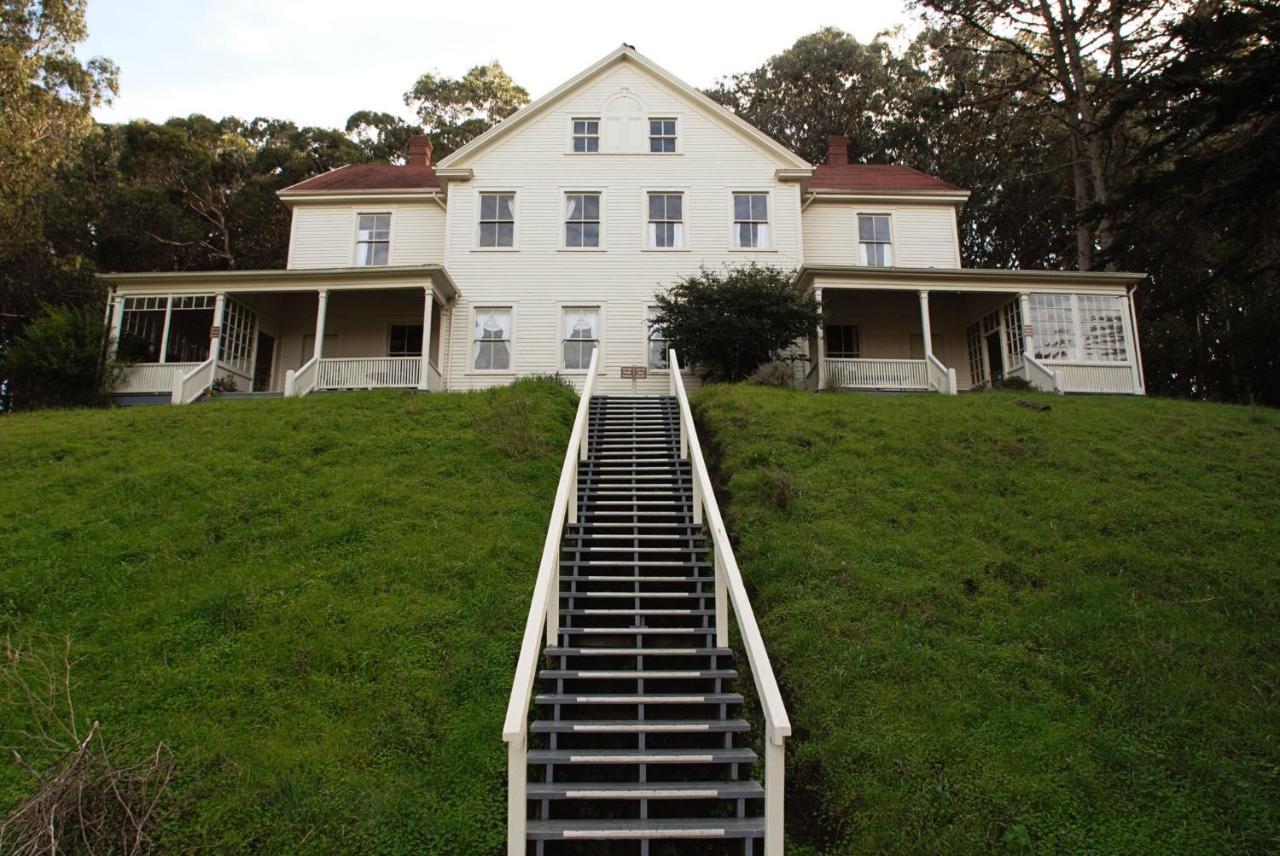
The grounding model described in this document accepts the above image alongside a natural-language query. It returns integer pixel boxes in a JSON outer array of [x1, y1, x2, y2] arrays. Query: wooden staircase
[[525, 396, 765, 853]]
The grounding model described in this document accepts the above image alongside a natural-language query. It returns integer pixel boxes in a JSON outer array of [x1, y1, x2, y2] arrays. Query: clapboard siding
[[288, 203, 446, 269], [802, 201, 960, 268], [441, 63, 804, 394]]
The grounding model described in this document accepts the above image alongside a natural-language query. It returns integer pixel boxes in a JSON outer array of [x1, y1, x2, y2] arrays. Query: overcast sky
[[83, 0, 914, 129]]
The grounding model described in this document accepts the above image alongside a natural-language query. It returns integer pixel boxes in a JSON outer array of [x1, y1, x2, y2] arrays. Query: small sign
[[620, 366, 648, 380], [210, 326, 221, 338], [1023, 324, 1034, 337]]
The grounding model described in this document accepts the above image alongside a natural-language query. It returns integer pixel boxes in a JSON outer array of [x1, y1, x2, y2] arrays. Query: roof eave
[[806, 188, 971, 206], [276, 188, 444, 205], [97, 264, 461, 301], [799, 265, 1145, 290]]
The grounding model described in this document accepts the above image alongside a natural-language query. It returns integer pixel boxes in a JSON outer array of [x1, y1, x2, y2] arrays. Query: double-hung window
[[647, 193, 683, 249], [858, 215, 893, 266], [572, 118, 599, 152], [388, 324, 423, 357], [647, 306, 669, 370], [478, 193, 515, 248], [356, 213, 391, 266], [565, 193, 601, 248], [562, 307, 599, 370], [649, 118, 677, 153], [825, 324, 860, 358], [732, 193, 769, 248], [473, 308, 512, 370]]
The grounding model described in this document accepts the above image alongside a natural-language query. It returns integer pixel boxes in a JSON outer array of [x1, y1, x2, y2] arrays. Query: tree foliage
[[651, 265, 820, 382], [404, 61, 530, 158], [4, 303, 119, 409]]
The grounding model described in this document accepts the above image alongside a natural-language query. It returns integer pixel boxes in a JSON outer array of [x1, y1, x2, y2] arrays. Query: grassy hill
[[693, 386, 1280, 853], [0, 383, 577, 854]]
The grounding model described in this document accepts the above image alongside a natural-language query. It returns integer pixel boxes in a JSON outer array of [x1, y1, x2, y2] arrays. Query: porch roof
[[97, 264, 460, 302], [800, 265, 1144, 295]]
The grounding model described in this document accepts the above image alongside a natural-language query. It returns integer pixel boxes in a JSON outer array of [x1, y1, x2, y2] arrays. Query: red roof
[[281, 163, 440, 193], [810, 162, 963, 193]]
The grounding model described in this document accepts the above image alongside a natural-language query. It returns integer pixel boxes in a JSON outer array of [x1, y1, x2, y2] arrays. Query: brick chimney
[[826, 135, 849, 165], [406, 135, 433, 167]]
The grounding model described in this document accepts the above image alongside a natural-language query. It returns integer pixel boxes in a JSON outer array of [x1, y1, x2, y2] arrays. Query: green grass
[[0, 382, 578, 854], [693, 386, 1280, 854]]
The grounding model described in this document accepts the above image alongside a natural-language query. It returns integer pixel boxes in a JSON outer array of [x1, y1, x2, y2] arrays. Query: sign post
[[620, 365, 648, 395]]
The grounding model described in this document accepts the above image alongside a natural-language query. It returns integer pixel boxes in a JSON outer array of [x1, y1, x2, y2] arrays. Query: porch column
[[1018, 292, 1035, 358], [108, 294, 124, 357], [418, 287, 435, 391], [312, 289, 329, 362], [918, 290, 934, 361], [207, 292, 227, 388], [158, 296, 174, 363], [815, 287, 827, 390]]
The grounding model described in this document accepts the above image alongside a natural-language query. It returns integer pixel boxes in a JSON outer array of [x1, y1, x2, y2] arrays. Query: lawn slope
[[694, 387, 1279, 854], [0, 383, 576, 854]]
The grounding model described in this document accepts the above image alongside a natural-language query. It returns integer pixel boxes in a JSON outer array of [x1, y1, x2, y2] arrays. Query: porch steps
[[525, 395, 765, 855]]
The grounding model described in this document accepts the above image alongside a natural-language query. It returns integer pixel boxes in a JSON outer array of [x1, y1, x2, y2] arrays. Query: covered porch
[[803, 267, 1146, 396], [101, 266, 458, 404]]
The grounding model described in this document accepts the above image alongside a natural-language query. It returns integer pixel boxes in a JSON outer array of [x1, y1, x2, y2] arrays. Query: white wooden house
[[100, 45, 1145, 403]]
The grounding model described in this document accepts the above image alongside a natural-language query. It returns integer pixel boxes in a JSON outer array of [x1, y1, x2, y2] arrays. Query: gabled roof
[[809, 162, 964, 194], [436, 45, 813, 173], [279, 163, 440, 195]]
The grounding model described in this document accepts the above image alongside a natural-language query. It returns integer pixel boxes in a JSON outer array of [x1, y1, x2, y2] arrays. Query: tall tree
[[403, 62, 530, 158]]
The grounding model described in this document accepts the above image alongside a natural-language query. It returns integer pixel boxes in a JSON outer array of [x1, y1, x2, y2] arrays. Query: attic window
[[649, 118, 677, 153], [572, 118, 599, 153]]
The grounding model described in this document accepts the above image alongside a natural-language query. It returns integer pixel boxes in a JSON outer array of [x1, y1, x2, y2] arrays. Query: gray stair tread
[[536, 692, 743, 704], [527, 817, 765, 841], [561, 591, 709, 599], [559, 626, 714, 634], [527, 747, 756, 764], [545, 647, 732, 656], [531, 718, 750, 733], [539, 668, 737, 679], [527, 780, 764, 799], [560, 575, 711, 583], [561, 608, 714, 615]]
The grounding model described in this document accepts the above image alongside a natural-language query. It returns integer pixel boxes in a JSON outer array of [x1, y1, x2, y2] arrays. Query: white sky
[[84, 0, 914, 128]]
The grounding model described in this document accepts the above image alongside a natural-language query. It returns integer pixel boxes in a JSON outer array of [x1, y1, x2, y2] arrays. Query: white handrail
[[1024, 354, 1060, 393], [503, 348, 599, 855], [926, 354, 958, 395], [668, 350, 791, 855], [284, 355, 320, 398], [170, 358, 214, 405]]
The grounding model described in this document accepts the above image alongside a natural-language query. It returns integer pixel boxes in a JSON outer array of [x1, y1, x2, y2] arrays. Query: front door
[[985, 332, 1004, 383], [252, 332, 275, 391]]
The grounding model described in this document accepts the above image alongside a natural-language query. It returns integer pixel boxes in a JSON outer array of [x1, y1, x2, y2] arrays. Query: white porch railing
[[284, 356, 320, 398], [670, 351, 790, 854], [316, 357, 420, 390], [1045, 361, 1137, 394], [504, 348, 599, 855], [926, 354, 958, 395], [827, 358, 928, 391], [170, 359, 214, 405], [117, 362, 202, 394], [1024, 355, 1060, 392]]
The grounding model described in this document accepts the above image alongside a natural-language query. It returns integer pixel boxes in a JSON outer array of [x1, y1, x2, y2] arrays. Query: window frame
[[645, 191, 685, 251], [1027, 292, 1131, 364], [474, 191, 518, 251], [824, 324, 860, 359], [646, 305, 669, 371], [469, 306, 515, 373], [856, 213, 894, 267], [354, 212, 392, 267], [729, 190, 774, 251], [648, 117, 678, 153], [560, 304, 603, 373], [569, 117, 600, 153], [561, 190, 605, 251], [387, 323, 424, 358]]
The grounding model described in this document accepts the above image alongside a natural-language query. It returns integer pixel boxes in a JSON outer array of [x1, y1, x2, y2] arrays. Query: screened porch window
[[825, 324, 860, 358], [219, 299, 257, 375], [388, 324, 423, 357], [355, 214, 391, 266], [473, 309, 512, 370], [562, 307, 599, 370], [1028, 293, 1128, 362], [858, 215, 893, 266], [118, 296, 167, 362]]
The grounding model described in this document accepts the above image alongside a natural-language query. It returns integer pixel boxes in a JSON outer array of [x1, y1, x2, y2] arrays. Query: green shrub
[[4, 304, 121, 410]]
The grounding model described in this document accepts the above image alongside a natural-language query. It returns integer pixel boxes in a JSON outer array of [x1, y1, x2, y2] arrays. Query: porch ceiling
[[97, 264, 460, 302], [800, 264, 1143, 295]]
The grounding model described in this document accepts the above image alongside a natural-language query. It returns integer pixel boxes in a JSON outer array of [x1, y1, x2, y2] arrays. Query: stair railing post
[[714, 550, 729, 648], [508, 734, 527, 855], [764, 737, 785, 855]]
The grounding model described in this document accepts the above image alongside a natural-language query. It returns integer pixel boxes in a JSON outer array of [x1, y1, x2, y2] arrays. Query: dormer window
[[858, 214, 893, 266], [355, 213, 390, 266], [572, 118, 599, 152], [649, 118, 677, 153]]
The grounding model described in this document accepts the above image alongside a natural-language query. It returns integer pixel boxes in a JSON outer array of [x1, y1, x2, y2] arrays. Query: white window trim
[[647, 116, 680, 154], [558, 303, 605, 374], [353, 211, 394, 267], [467, 305, 516, 374], [855, 212, 894, 268], [559, 189, 607, 252], [567, 116, 601, 154], [642, 188, 689, 252], [472, 191, 520, 252], [644, 305, 670, 373], [727, 189, 776, 252]]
